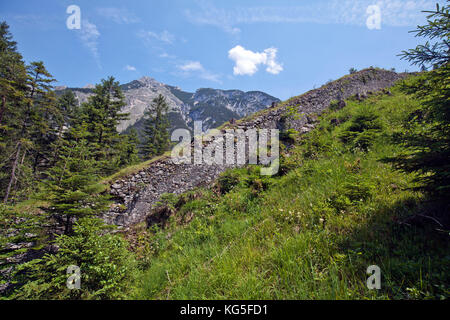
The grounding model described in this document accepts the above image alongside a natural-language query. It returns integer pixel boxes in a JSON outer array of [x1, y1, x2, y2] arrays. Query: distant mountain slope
[[57, 77, 280, 137]]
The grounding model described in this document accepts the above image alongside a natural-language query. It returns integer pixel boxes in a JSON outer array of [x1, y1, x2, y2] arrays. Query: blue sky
[[1, 0, 444, 100]]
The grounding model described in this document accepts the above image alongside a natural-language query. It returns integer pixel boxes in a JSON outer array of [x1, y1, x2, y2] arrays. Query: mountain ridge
[[56, 76, 280, 137]]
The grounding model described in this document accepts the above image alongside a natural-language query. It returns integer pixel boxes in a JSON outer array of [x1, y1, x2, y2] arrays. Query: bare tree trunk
[[12, 149, 27, 196], [0, 95, 6, 127], [3, 142, 21, 204]]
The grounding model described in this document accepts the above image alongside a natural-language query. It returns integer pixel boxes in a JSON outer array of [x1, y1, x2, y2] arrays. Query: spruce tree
[[41, 125, 110, 234], [142, 94, 170, 159], [116, 128, 140, 167], [387, 3, 450, 200], [13, 216, 137, 300], [26, 62, 61, 174], [0, 22, 28, 202], [80, 77, 129, 175], [399, 3, 449, 69], [2, 60, 57, 203], [0, 22, 27, 129]]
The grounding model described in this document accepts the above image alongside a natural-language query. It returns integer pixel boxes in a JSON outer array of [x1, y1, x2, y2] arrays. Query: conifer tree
[[13, 216, 137, 300], [2, 61, 58, 203], [142, 94, 170, 159], [26, 62, 61, 173], [0, 22, 28, 202], [399, 3, 449, 69], [41, 125, 110, 234], [80, 77, 129, 175], [116, 128, 140, 167], [387, 3, 450, 200], [0, 22, 27, 129]]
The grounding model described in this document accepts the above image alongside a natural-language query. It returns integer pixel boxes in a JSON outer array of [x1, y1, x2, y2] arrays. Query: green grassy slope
[[128, 81, 449, 300]]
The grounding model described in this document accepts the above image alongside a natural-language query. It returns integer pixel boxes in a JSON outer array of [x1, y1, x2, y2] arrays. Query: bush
[[216, 170, 242, 194], [302, 130, 333, 159], [338, 109, 383, 151], [243, 167, 273, 197]]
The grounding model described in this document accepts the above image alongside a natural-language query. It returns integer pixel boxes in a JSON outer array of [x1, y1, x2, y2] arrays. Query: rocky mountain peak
[[137, 76, 161, 87], [57, 76, 280, 137]]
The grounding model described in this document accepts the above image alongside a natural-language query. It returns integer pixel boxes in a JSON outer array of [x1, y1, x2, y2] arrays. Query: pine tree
[[2, 61, 59, 203], [399, 3, 449, 69], [386, 3, 450, 201], [0, 22, 27, 129], [142, 94, 170, 159], [0, 22, 28, 202], [41, 125, 110, 234], [116, 128, 140, 167], [80, 77, 129, 175]]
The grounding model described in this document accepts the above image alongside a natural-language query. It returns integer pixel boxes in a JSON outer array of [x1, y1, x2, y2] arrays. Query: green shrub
[[243, 168, 273, 197], [302, 130, 333, 159], [216, 170, 242, 194], [338, 108, 383, 151]]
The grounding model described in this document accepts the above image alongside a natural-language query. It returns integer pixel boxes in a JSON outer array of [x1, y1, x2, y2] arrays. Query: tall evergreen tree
[[0, 22, 27, 129], [142, 94, 170, 159], [57, 90, 78, 128], [80, 77, 129, 175], [40, 125, 110, 234], [387, 3, 450, 201], [3, 61, 59, 203], [0, 22, 28, 202], [26, 62, 61, 174], [116, 128, 140, 167]]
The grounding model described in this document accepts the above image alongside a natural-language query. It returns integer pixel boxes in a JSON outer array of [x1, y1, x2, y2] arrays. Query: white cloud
[[228, 45, 283, 76], [262, 48, 283, 75], [124, 65, 137, 71], [138, 30, 175, 44], [186, 0, 440, 33], [97, 7, 140, 24], [77, 19, 101, 67], [179, 61, 204, 72], [177, 61, 221, 83]]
